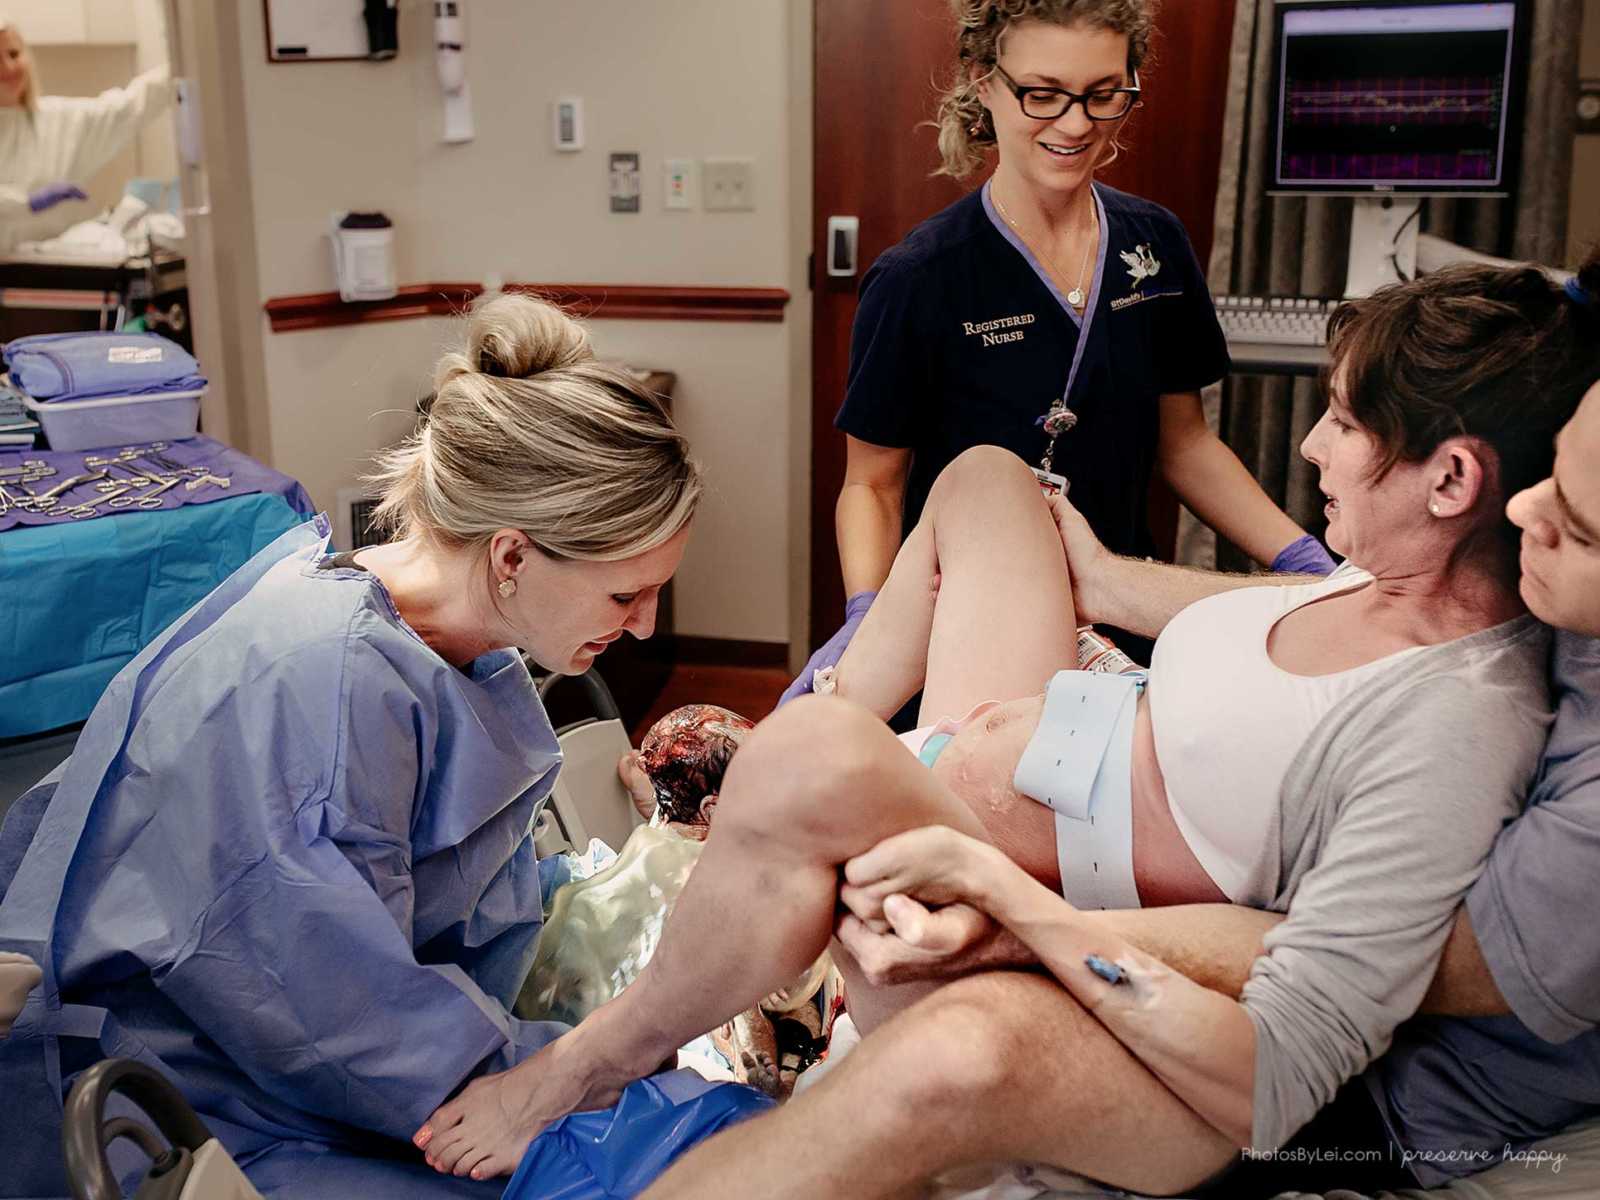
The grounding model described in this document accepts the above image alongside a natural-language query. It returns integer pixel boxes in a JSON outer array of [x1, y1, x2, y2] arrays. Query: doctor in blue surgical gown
[[0, 291, 702, 1197]]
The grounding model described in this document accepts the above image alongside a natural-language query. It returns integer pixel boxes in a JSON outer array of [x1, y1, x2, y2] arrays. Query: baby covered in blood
[[522, 704, 840, 1098]]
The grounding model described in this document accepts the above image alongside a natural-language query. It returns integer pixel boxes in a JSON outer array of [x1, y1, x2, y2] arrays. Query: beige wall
[[1573, 0, 1600, 265], [131, 0, 176, 182], [230, 0, 811, 645]]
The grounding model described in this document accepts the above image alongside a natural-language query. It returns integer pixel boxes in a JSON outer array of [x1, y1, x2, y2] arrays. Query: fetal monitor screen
[[1271, 1, 1524, 193]]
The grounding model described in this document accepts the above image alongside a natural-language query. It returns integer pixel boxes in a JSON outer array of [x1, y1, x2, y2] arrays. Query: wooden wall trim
[[264, 282, 792, 333], [668, 636, 790, 669]]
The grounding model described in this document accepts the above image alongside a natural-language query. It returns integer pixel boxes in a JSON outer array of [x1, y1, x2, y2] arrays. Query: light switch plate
[[703, 157, 755, 212], [664, 158, 695, 210], [609, 153, 641, 214], [553, 97, 584, 151]]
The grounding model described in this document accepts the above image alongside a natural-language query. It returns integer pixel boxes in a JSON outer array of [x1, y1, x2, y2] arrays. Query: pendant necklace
[[992, 185, 1096, 478], [993, 188, 1097, 309]]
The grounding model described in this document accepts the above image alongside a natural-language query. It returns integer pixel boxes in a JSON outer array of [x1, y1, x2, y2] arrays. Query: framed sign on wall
[[264, 0, 387, 63]]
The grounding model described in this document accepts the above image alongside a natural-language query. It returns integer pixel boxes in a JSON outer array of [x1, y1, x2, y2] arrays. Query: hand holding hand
[[27, 183, 88, 214], [836, 897, 1031, 987], [842, 824, 1004, 914], [778, 589, 876, 706]]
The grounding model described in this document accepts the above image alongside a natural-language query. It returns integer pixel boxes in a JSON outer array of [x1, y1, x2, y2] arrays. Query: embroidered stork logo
[[1121, 244, 1161, 286]]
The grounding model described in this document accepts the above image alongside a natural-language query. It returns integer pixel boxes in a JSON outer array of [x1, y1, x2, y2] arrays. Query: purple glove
[[27, 183, 88, 214], [1271, 533, 1338, 577], [778, 590, 876, 706]]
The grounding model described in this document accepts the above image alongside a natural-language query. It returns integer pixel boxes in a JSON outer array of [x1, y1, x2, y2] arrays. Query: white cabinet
[[6, 1, 87, 44], [85, 0, 138, 44], [8, 0, 136, 44]]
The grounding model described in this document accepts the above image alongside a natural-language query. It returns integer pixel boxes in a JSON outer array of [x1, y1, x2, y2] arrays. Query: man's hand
[[836, 898, 1035, 987], [1046, 493, 1113, 624]]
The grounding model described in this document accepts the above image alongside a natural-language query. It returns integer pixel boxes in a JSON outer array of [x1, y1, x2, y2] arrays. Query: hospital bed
[[2, 668, 1595, 1200], [528, 666, 645, 860]]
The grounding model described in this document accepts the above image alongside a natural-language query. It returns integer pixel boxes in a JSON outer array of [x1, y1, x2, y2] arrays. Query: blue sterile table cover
[[504, 1070, 776, 1200], [0, 439, 313, 737]]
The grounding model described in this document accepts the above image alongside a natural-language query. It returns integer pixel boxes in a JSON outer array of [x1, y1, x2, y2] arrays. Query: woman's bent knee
[[931, 445, 1036, 502], [717, 697, 902, 842]]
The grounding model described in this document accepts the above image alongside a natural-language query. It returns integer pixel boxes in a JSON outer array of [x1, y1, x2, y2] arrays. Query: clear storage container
[[21, 387, 204, 453]]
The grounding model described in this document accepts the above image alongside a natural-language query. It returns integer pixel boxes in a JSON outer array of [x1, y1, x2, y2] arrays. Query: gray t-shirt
[[1369, 631, 1600, 1187], [1242, 612, 1552, 1152]]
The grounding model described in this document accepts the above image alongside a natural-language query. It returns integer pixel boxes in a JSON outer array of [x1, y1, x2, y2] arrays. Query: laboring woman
[[0, 14, 175, 253], [411, 257, 1597, 1186], [796, 0, 1320, 694], [0, 293, 702, 1198]]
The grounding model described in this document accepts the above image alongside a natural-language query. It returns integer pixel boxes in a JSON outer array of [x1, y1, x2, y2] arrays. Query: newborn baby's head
[[638, 704, 755, 830]]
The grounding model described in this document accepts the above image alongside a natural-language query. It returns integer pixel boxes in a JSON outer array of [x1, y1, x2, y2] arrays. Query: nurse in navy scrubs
[[789, 0, 1327, 695]]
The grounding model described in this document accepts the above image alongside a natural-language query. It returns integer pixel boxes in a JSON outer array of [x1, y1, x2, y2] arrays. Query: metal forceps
[[35, 470, 109, 503], [108, 478, 184, 509]]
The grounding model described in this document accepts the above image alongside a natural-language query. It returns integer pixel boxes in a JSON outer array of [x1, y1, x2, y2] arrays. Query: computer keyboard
[[1214, 295, 1343, 348]]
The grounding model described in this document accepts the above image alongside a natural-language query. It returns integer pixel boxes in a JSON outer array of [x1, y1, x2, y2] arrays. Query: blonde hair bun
[[433, 291, 594, 393], [369, 292, 702, 562]]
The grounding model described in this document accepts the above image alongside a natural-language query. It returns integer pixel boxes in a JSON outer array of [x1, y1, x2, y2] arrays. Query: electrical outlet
[[664, 159, 695, 210], [703, 158, 755, 212]]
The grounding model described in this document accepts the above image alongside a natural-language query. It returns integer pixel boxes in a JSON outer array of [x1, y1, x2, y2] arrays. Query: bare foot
[[711, 1007, 781, 1098], [413, 1038, 627, 1180]]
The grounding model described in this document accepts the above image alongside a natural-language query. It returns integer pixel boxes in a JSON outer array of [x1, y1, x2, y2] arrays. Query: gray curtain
[[1179, 0, 1584, 571]]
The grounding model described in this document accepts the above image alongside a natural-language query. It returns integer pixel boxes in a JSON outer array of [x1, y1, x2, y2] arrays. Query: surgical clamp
[[108, 478, 183, 509], [83, 443, 168, 469], [144, 451, 208, 479], [36, 470, 109, 502], [0, 461, 54, 479]]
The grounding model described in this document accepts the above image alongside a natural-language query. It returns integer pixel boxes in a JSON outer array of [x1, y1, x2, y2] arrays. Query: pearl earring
[[497, 578, 517, 599], [1429, 503, 1441, 516]]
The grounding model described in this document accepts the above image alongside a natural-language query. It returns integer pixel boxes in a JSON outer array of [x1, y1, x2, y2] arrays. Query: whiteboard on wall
[[264, 0, 369, 62]]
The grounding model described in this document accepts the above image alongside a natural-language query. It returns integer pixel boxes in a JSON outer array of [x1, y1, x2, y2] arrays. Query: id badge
[[1033, 468, 1069, 496]]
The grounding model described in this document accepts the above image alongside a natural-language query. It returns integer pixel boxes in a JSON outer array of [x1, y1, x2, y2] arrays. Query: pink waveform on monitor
[[1286, 76, 1504, 126]]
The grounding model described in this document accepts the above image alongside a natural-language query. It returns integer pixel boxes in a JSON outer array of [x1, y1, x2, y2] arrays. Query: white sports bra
[[1147, 566, 1425, 903]]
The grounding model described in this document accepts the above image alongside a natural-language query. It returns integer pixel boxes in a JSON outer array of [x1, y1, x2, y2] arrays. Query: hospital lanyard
[[1041, 187, 1108, 476], [981, 181, 1107, 478]]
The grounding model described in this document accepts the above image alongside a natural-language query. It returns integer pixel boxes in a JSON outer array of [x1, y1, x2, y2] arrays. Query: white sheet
[[5, 196, 184, 266]]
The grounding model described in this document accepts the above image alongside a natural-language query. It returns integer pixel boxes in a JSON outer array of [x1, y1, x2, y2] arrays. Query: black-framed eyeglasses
[[991, 62, 1141, 122]]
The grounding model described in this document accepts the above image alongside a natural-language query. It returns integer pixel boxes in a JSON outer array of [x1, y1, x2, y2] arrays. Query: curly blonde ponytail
[[934, 0, 1157, 179]]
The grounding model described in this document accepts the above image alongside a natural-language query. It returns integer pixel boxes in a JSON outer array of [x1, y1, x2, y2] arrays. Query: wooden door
[[809, 0, 1238, 648]]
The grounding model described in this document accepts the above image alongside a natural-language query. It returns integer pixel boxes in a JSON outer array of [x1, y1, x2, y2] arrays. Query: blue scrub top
[[836, 182, 1230, 557], [0, 517, 567, 1197]]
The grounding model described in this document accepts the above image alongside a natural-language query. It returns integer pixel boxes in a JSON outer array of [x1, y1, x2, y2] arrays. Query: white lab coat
[[0, 65, 174, 253]]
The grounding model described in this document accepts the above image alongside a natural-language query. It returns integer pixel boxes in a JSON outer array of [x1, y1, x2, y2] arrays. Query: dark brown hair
[[1325, 250, 1600, 559], [638, 705, 754, 827]]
